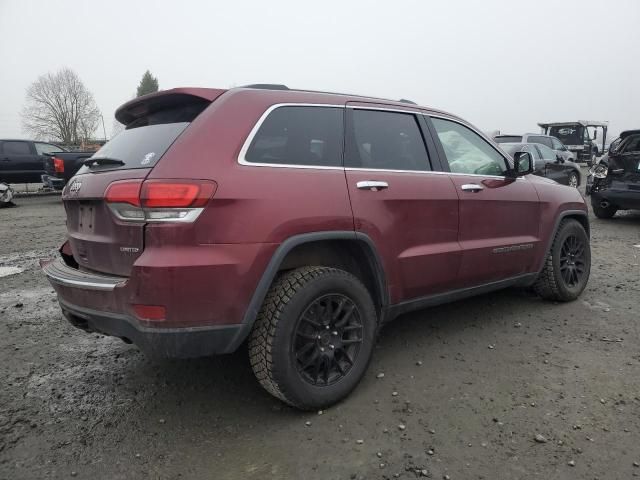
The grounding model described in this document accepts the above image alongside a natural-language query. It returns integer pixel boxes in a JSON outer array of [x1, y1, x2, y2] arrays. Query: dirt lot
[[1, 189, 639, 480]]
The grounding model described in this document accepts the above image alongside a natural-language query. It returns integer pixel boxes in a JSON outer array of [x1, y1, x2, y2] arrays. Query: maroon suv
[[42, 85, 591, 410]]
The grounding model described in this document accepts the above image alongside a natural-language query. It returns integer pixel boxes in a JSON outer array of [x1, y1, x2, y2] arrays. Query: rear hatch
[[62, 88, 224, 276]]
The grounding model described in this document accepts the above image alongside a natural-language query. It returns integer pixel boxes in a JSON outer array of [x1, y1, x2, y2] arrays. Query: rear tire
[[249, 266, 377, 410], [591, 198, 617, 219], [533, 219, 590, 302]]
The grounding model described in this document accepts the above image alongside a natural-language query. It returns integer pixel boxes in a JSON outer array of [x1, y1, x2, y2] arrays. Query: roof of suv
[[115, 84, 460, 125]]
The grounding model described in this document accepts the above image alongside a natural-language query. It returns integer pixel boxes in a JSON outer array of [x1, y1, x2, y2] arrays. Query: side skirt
[[384, 273, 538, 322]]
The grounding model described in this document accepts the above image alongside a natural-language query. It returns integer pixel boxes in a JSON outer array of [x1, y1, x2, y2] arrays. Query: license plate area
[[78, 202, 95, 233]]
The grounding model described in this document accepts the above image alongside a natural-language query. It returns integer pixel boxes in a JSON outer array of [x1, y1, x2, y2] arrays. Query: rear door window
[[244, 106, 343, 167], [345, 109, 431, 171], [2, 141, 32, 155]]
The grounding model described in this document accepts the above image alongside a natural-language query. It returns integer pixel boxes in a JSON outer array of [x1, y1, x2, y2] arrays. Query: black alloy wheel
[[293, 294, 363, 386]]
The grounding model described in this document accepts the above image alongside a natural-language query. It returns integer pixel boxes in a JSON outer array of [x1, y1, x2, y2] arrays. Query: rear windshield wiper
[[84, 157, 125, 167]]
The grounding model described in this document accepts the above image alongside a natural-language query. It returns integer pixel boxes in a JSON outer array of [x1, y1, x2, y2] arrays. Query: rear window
[[494, 136, 522, 143], [78, 103, 206, 173], [244, 106, 343, 167], [549, 126, 581, 146]]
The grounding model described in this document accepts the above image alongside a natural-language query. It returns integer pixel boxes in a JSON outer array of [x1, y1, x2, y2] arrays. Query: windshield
[[549, 125, 582, 146]]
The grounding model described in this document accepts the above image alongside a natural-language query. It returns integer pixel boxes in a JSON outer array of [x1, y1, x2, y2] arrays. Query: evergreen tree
[[136, 70, 159, 97]]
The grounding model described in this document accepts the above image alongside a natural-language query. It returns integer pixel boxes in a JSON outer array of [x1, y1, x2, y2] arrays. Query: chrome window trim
[[235, 102, 526, 181], [345, 104, 428, 115], [237, 103, 345, 170], [345, 167, 523, 180]]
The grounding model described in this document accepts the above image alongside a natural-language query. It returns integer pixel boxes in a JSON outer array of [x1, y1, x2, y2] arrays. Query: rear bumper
[[41, 242, 276, 357], [59, 299, 246, 358], [41, 174, 65, 190], [590, 188, 640, 210]]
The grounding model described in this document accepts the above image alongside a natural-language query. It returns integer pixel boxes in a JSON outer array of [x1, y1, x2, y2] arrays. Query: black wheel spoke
[[293, 293, 363, 386], [334, 304, 356, 328]]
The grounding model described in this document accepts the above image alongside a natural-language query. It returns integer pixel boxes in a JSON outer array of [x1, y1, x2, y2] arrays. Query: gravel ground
[[1, 188, 640, 480]]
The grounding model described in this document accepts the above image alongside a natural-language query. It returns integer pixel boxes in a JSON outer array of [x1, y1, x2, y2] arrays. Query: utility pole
[[100, 114, 107, 141]]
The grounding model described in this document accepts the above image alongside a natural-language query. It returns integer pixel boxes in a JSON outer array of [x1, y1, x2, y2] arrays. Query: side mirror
[[556, 154, 565, 163], [512, 151, 534, 177]]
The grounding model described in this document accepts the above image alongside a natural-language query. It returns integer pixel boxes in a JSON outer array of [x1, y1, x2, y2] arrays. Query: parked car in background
[[500, 142, 581, 187], [42, 85, 591, 410], [0, 139, 63, 184], [42, 150, 95, 190], [586, 129, 640, 218], [494, 133, 575, 162], [0, 139, 94, 189]]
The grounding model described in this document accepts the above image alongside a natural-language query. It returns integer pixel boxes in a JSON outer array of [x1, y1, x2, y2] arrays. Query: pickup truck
[[42, 150, 94, 190], [0, 139, 93, 189]]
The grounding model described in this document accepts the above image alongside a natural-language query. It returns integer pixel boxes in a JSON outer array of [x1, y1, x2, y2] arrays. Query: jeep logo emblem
[[68, 180, 82, 194]]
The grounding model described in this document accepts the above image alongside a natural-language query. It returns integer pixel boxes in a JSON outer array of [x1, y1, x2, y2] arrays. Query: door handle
[[460, 183, 484, 192], [356, 180, 389, 191]]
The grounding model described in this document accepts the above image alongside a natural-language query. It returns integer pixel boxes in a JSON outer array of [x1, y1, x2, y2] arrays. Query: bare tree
[[21, 67, 101, 144]]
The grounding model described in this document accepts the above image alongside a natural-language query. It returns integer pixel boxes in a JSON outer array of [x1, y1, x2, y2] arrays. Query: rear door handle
[[356, 180, 389, 191], [461, 183, 484, 192]]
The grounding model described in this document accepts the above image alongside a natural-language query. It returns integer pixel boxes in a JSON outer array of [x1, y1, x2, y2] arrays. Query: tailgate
[[63, 169, 150, 276]]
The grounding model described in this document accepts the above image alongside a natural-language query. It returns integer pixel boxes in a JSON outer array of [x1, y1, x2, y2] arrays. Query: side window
[[34, 143, 61, 155], [431, 118, 508, 176], [345, 109, 430, 171], [528, 136, 553, 149], [2, 141, 31, 155], [537, 144, 556, 161], [244, 106, 343, 167], [525, 145, 540, 161], [551, 138, 564, 150]]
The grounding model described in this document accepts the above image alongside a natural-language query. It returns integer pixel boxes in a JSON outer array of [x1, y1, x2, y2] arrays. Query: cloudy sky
[[1, 0, 638, 139]]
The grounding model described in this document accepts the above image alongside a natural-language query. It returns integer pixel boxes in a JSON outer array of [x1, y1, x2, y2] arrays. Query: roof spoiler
[[115, 88, 226, 125]]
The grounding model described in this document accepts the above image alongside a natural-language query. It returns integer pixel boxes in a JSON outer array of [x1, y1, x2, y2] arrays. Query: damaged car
[[500, 142, 581, 187], [587, 129, 640, 218]]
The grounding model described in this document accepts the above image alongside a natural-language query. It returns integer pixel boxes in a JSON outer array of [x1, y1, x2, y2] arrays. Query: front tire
[[533, 219, 590, 302], [249, 266, 377, 410]]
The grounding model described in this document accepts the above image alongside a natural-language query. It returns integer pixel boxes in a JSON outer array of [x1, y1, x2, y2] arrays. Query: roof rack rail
[[398, 98, 416, 105], [241, 84, 289, 90]]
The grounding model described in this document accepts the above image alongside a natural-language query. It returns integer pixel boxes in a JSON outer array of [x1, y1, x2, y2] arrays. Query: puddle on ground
[[0, 266, 23, 278]]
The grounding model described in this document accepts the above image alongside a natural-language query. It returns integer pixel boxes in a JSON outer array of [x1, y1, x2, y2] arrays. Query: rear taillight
[[104, 179, 216, 223], [141, 181, 216, 208], [53, 157, 65, 173]]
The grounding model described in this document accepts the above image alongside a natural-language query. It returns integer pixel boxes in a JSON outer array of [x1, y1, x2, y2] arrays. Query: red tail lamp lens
[[132, 304, 166, 321], [105, 180, 143, 206], [141, 181, 216, 208], [53, 157, 65, 173]]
